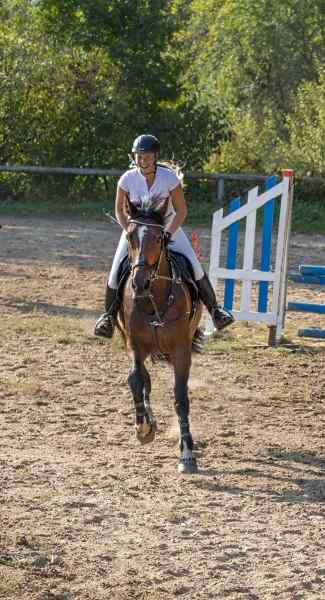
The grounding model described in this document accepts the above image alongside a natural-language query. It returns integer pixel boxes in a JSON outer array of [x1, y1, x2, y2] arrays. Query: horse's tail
[[192, 327, 205, 354]]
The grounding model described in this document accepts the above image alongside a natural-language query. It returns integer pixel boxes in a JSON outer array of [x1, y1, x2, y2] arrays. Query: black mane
[[132, 208, 165, 226]]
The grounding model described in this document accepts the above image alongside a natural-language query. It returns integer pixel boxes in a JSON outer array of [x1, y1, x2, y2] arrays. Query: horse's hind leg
[[128, 354, 156, 444], [173, 349, 197, 474]]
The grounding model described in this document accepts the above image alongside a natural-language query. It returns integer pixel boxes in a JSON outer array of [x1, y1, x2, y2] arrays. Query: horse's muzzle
[[132, 281, 151, 299]]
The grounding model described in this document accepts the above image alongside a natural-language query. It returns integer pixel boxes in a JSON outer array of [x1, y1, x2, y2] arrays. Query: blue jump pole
[[290, 273, 325, 285], [298, 329, 325, 339], [300, 265, 325, 278], [224, 197, 241, 310], [288, 302, 325, 314], [289, 262, 325, 339], [258, 175, 277, 313]]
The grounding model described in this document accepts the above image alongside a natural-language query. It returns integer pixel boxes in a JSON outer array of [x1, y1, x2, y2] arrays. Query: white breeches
[[108, 228, 205, 289]]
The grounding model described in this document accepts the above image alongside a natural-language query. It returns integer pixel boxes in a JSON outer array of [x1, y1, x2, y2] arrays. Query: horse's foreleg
[[173, 350, 197, 474], [128, 358, 145, 424], [128, 354, 156, 444], [142, 364, 156, 432]]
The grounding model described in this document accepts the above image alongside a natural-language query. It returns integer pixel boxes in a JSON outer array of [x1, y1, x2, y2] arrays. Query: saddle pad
[[168, 251, 198, 300]]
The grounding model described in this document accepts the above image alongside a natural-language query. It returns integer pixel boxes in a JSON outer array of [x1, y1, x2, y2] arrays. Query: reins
[[128, 218, 164, 229]]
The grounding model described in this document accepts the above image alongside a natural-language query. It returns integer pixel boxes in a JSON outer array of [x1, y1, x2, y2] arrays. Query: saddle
[[117, 255, 131, 297], [116, 251, 199, 304]]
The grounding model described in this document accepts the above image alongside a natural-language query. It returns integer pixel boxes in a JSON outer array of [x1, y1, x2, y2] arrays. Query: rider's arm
[[115, 186, 129, 231], [165, 184, 188, 235]]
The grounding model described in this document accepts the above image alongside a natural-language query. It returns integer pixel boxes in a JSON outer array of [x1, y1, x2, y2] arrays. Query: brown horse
[[116, 198, 203, 474]]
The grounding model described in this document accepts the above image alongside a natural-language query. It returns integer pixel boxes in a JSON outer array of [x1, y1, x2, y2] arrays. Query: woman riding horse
[[95, 134, 234, 339], [94, 134, 234, 473]]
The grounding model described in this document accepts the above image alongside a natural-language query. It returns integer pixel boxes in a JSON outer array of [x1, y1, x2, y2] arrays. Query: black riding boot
[[196, 274, 234, 330], [94, 285, 119, 339]]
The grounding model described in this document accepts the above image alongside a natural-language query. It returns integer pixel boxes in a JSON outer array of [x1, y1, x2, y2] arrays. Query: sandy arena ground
[[0, 216, 325, 600]]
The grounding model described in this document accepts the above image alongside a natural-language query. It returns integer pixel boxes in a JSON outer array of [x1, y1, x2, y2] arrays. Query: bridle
[[127, 219, 177, 327], [128, 219, 172, 286]]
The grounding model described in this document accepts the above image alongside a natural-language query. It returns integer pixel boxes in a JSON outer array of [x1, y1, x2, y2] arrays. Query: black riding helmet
[[132, 134, 160, 155]]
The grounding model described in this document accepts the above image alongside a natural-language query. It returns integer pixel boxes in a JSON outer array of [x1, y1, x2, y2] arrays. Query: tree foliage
[[0, 0, 325, 188], [282, 72, 325, 174], [25, 0, 220, 166], [183, 0, 325, 113], [181, 0, 325, 173]]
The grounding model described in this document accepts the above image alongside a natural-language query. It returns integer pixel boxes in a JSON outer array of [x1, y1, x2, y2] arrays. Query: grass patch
[[291, 197, 325, 234], [1, 314, 97, 345], [0, 196, 113, 219], [0, 375, 43, 396], [203, 318, 310, 353], [0, 567, 26, 596]]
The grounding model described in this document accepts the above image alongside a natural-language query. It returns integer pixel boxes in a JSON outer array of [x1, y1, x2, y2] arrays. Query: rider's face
[[135, 152, 156, 172]]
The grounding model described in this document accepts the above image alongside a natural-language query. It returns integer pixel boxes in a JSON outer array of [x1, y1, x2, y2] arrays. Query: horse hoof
[[177, 458, 198, 474], [135, 421, 157, 445]]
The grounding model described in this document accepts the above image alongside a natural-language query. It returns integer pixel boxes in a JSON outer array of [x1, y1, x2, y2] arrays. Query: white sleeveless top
[[118, 165, 181, 226]]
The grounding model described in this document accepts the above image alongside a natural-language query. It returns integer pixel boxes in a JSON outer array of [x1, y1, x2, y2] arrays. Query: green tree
[[183, 0, 325, 116], [29, 0, 178, 157], [0, 1, 125, 196], [179, 0, 325, 173], [209, 107, 280, 172], [30, 0, 224, 167], [0, 0, 222, 186], [281, 70, 325, 175]]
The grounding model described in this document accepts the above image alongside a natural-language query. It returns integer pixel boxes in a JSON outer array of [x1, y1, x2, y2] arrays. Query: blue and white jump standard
[[206, 170, 294, 345], [288, 264, 325, 339]]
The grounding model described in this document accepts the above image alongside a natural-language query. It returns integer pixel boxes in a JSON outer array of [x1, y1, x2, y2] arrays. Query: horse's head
[[126, 198, 169, 297]]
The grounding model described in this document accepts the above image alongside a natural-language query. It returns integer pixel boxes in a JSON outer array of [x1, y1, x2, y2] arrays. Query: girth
[[117, 252, 199, 328]]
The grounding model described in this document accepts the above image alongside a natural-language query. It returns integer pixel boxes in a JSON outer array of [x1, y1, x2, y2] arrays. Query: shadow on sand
[[194, 448, 325, 506]]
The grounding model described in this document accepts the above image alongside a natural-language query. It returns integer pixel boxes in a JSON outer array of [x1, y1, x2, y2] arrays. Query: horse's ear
[[125, 196, 138, 219], [156, 197, 169, 218]]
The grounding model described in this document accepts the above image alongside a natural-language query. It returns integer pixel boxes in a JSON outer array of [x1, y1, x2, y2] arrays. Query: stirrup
[[94, 312, 115, 339], [212, 306, 234, 331]]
